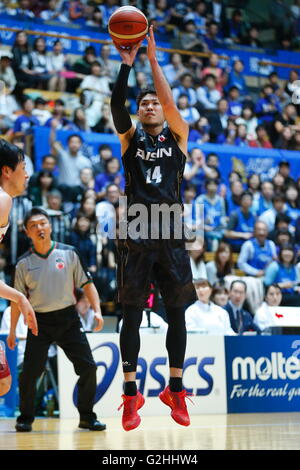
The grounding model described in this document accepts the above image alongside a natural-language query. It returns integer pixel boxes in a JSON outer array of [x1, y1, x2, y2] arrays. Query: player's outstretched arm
[[0, 281, 38, 336], [110, 40, 143, 153], [146, 26, 189, 149]]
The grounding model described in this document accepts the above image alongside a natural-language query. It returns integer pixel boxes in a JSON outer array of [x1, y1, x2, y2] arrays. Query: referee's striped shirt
[[14, 241, 93, 313]]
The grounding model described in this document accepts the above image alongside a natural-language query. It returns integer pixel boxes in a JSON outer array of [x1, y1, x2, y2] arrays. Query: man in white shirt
[[50, 119, 92, 185]]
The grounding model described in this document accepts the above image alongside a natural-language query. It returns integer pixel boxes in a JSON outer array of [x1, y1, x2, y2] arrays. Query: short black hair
[[23, 207, 50, 228], [67, 133, 83, 144], [0, 138, 24, 176], [230, 279, 247, 292], [136, 88, 157, 108]]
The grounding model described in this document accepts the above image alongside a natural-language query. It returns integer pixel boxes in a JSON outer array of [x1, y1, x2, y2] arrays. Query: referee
[[7, 207, 106, 432]]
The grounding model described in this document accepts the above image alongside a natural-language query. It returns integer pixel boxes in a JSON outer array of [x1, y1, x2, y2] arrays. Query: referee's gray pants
[[17, 305, 97, 424]]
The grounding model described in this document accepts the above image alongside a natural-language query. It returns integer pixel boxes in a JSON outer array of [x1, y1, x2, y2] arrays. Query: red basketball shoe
[[0, 341, 11, 379], [159, 386, 193, 426], [118, 391, 145, 431]]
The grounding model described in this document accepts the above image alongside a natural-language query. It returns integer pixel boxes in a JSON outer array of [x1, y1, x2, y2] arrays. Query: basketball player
[[0, 139, 37, 396], [111, 26, 196, 431]]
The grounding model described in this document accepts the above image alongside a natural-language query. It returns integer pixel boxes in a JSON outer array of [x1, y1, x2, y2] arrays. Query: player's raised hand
[[17, 295, 38, 336], [146, 25, 156, 62], [113, 39, 143, 67]]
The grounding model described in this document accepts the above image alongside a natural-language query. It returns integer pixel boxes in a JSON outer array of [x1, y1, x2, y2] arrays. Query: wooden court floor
[[1, 413, 300, 450]]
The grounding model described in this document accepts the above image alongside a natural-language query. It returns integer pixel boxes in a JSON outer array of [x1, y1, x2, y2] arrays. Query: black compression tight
[[120, 304, 186, 373]]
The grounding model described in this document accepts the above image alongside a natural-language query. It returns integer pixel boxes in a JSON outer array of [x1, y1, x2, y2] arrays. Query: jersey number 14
[[146, 166, 162, 184]]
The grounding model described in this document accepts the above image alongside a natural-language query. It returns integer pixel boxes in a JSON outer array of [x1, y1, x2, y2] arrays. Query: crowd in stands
[[1, 0, 300, 336]]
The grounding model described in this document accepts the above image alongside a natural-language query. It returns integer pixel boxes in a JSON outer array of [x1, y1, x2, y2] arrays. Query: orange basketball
[[108, 6, 148, 48]]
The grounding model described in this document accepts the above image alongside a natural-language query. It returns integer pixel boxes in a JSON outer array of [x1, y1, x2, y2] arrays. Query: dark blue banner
[[225, 336, 300, 413]]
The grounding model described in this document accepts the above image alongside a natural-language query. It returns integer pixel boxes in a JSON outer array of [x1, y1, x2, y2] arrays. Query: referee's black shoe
[[78, 419, 106, 431], [15, 422, 32, 432]]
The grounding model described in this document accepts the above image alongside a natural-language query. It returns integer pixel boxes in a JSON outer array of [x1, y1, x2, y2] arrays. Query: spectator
[[224, 280, 261, 334], [72, 107, 91, 133], [267, 71, 284, 100], [96, 183, 121, 238], [69, 214, 97, 274], [227, 86, 243, 119], [8, 0, 34, 18], [32, 97, 52, 126], [91, 144, 113, 175], [203, 20, 224, 50], [40, 0, 69, 22], [237, 221, 277, 277], [252, 180, 274, 217], [268, 213, 292, 243], [189, 245, 207, 281], [46, 189, 71, 243], [206, 0, 227, 29], [98, 0, 119, 28], [184, 1, 207, 36], [153, 0, 171, 35], [46, 39, 69, 92], [226, 9, 248, 45], [133, 47, 153, 86], [75, 195, 98, 235], [259, 192, 287, 232], [216, 118, 237, 145], [242, 26, 263, 48], [179, 19, 208, 53], [225, 179, 243, 214], [278, 160, 295, 187], [94, 157, 125, 199], [30, 37, 56, 90], [275, 227, 294, 252], [207, 98, 229, 141], [13, 96, 39, 134], [206, 241, 233, 286], [253, 284, 283, 333], [177, 94, 200, 126], [75, 288, 97, 332], [162, 53, 189, 88], [72, 45, 97, 76], [196, 178, 226, 251], [226, 60, 248, 97], [234, 123, 249, 147], [50, 119, 92, 185], [185, 278, 236, 335], [98, 44, 119, 84], [211, 283, 229, 308], [276, 126, 294, 150], [183, 183, 197, 231], [68, 0, 85, 25], [285, 183, 300, 226], [28, 170, 57, 207], [188, 117, 210, 144], [264, 243, 300, 306], [79, 60, 111, 104], [289, 130, 300, 151], [196, 74, 222, 112], [29, 154, 57, 188], [172, 73, 198, 106], [255, 84, 282, 124], [45, 98, 74, 130], [0, 51, 16, 94], [201, 52, 225, 94], [247, 173, 261, 205], [284, 69, 299, 102], [270, 104, 298, 147], [272, 172, 285, 193], [11, 31, 38, 92], [224, 191, 255, 252]]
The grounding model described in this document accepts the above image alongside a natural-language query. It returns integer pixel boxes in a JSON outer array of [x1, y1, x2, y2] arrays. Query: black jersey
[[122, 125, 186, 207], [120, 125, 187, 247]]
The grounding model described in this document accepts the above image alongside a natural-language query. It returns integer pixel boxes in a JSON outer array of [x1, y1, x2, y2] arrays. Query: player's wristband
[[111, 64, 132, 134]]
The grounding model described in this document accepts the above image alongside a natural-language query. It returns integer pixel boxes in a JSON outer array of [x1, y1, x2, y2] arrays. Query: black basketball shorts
[[117, 240, 196, 307]]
